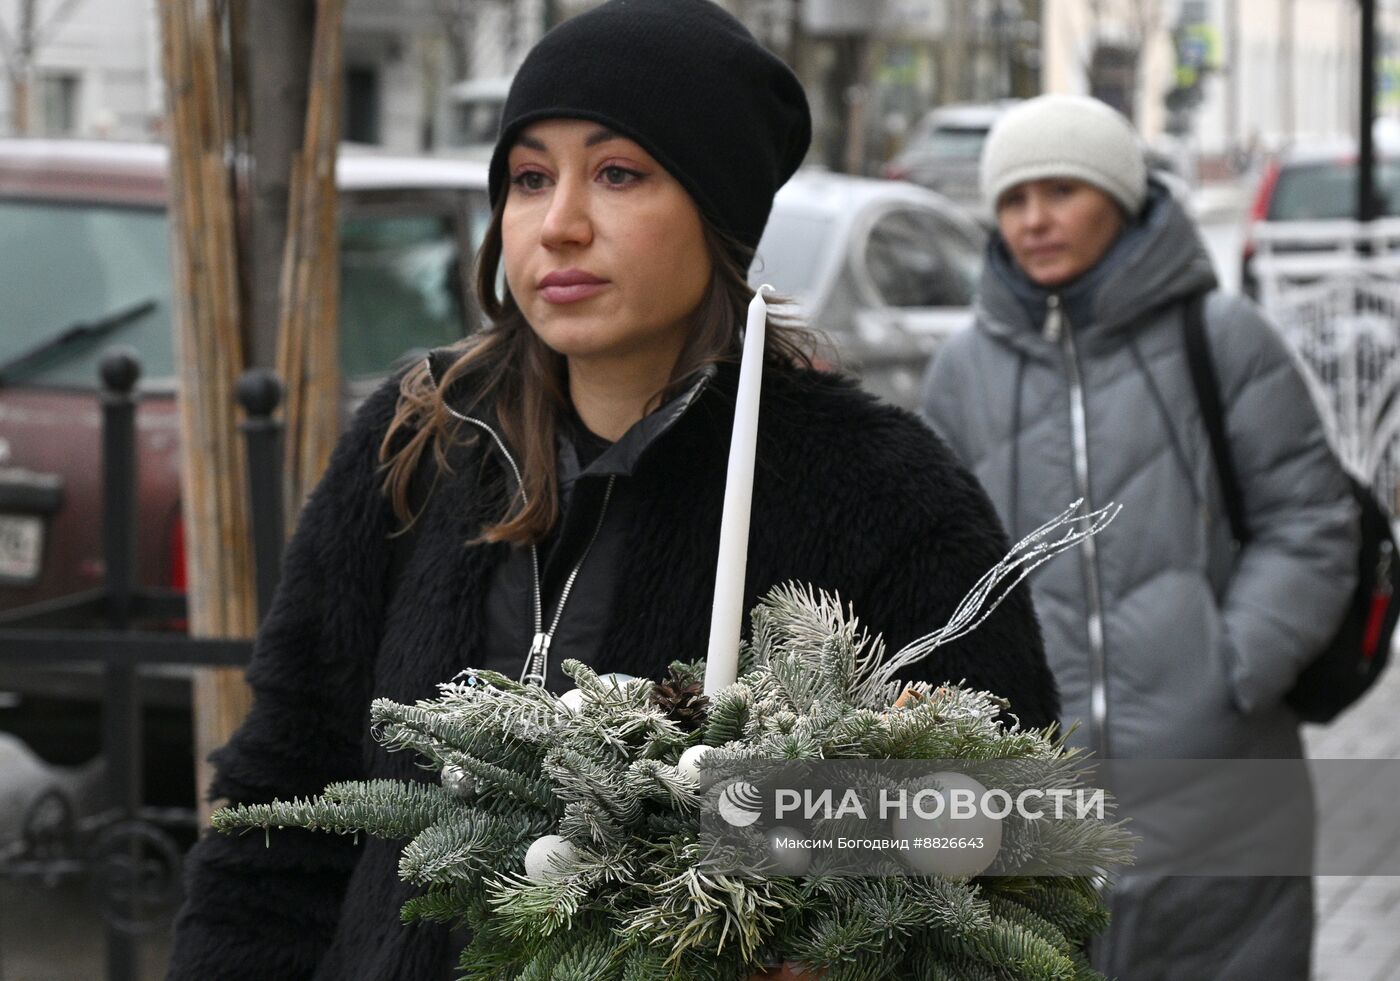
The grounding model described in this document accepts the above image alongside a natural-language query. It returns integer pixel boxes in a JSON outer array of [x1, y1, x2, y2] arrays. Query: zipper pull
[[1043, 295, 1064, 342], [522, 632, 551, 686]]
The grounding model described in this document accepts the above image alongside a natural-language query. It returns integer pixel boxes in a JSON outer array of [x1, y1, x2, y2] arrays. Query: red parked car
[[1241, 140, 1400, 298], [0, 140, 489, 616]]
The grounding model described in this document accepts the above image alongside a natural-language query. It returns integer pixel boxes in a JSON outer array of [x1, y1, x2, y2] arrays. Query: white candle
[[704, 286, 772, 695]]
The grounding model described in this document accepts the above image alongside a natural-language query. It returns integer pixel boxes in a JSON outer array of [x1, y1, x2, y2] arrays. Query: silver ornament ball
[[766, 825, 813, 876], [439, 763, 475, 799]]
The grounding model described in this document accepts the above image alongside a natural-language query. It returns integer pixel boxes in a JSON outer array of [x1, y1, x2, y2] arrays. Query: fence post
[[237, 369, 285, 622], [99, 348, 141, 981]]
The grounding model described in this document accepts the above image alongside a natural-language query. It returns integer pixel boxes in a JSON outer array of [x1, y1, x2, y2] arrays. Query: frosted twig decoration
[[865, 499, 1121, 698]]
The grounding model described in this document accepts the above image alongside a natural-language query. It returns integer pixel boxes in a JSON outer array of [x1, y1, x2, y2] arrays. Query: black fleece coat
[[166, 361, 1057, 981]]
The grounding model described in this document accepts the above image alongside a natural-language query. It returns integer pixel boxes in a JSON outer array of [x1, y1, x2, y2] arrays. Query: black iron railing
[[0, 350, 286, 981]]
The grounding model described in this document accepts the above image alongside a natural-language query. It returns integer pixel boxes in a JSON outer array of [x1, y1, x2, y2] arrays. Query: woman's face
[[995, 178, 1125, 288], [502, 119, 712, 368]]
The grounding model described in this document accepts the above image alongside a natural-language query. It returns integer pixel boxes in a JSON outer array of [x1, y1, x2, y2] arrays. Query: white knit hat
[[980, 95, 1147, 215]]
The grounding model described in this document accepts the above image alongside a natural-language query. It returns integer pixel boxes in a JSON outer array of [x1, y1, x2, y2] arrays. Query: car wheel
[[86, 819, 184, 935]]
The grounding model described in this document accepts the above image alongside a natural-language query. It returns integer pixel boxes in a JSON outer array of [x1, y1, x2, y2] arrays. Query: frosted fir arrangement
[[212, 503, 1134, 981]]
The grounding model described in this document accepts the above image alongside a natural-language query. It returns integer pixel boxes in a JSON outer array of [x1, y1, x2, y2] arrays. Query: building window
[[345, 66, 381, 145], [1089, 43, 1136, 121], [40, 73, 80, 137]]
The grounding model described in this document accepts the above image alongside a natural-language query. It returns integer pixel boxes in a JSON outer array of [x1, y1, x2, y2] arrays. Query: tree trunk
[[276, 0, 345, 525], [11, 73, 30, 134], [160, 0, 341, 824], [158, 0, 258, 823], [242, 0, 316, 371]]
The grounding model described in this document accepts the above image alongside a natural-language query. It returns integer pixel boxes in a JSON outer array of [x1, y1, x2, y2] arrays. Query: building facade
[[0, 0, 162, 140], [0, 0, 1041, 174], [1041, 0, 1373, 165]]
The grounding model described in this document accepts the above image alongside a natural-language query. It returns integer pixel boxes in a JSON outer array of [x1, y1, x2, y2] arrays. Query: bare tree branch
[[35, 0, 86, 47], [432, 0, 475, 81], [0, 14, 20, 81]]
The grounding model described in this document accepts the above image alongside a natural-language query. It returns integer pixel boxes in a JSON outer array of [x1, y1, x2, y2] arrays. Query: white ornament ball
[[766, 825, 813, 876], [676, 744, 713, 782], [524, 834, 578, 883], [439, 763, 475, 799], [890, 771, 1003, 878]]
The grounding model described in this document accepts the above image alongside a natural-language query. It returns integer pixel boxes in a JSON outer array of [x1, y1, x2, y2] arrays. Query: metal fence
[[0, 351, 286, 981], [1253, 218, 1400, 514]]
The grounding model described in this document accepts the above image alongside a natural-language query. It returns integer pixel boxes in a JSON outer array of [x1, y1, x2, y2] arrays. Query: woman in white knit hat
[[923, 94, 1359, 979]]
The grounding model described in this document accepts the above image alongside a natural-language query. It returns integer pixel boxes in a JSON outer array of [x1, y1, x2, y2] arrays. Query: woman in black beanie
[[166, 2, 1057, 979]]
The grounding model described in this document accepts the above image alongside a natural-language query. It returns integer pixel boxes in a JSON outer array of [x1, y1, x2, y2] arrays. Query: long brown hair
[[378, 196, 817, 545]]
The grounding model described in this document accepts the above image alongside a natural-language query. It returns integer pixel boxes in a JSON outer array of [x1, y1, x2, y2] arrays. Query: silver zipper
[[442, 403, 616, 687], [1052, 294, 1111, 760], [524, 474, 616, 684]]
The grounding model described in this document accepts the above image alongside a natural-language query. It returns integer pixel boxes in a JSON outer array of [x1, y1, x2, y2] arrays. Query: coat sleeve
[[844, 409, 1059, 731], [1207, 293, 1360, 714], [919, 331, 977, 468], [165, 376, 406, 980]]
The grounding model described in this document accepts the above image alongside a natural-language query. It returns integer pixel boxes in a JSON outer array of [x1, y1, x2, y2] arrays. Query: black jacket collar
[[425, 345, 721, 481]]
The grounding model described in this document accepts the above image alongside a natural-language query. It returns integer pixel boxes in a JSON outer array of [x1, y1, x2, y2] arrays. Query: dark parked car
[[0, 139, 489, 802], [882, 101, 1021, 224]]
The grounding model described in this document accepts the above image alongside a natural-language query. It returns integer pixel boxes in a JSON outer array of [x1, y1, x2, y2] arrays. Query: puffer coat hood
[[923, 180, 1358, 978], [976, 180, 1216, 360]]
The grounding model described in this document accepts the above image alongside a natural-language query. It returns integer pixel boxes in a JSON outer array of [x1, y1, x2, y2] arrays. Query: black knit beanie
[[488, 0, 812, 259]]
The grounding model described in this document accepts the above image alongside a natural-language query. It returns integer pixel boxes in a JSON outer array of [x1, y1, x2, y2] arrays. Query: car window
[[0, 199, 174, 388], [1268, 161, 1400, 220], [912, 125, 989, 160], [863, 208, 982, 308], [339, 212, 467, 379], [0, 196, 481, 388], [751, 209, 834, 298]]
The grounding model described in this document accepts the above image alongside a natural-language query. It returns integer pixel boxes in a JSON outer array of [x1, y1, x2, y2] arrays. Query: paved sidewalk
[[1304, 655, 1400, 981]]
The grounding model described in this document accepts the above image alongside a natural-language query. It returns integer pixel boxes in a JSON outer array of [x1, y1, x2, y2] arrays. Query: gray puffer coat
[[922, 181, 1358, 979]]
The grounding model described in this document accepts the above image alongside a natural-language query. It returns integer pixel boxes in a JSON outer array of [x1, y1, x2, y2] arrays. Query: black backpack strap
[[1181, 291, 1251, 546]]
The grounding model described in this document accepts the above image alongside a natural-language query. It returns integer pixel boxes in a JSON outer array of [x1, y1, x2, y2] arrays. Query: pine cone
[[650, 669, 710, 731]]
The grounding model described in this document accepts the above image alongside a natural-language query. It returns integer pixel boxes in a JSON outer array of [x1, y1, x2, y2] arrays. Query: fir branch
[[399, 809, 543, 885], [665, 659, 707, 687], [211, 779, 459, 841], [987, 897, 1076, 956], [399, 881, 483, 925], [623, 758, 703, 811], [702, 682, 754, 746], [544, 745, 643, 824], [966, 916, 1078, 980], [559, 799, 627, 847]]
